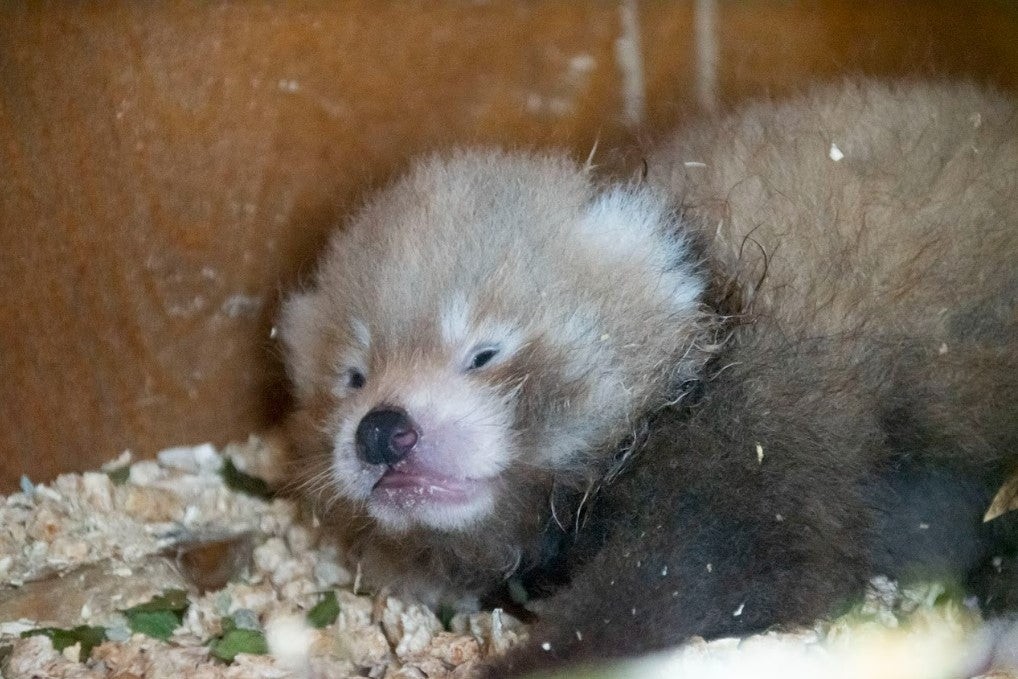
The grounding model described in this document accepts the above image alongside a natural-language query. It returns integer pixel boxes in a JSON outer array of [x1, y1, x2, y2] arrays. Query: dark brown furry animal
[[279, 80, 1018, 676]]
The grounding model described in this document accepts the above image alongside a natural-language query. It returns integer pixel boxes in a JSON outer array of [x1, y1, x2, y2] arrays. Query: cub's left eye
[[467, 346, 499, 370], [347, 368, 367, 389]]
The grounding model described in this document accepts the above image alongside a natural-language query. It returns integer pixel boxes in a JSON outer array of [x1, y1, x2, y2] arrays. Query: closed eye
[[467, 346, 499, 370], [347, 368, 366, 389]]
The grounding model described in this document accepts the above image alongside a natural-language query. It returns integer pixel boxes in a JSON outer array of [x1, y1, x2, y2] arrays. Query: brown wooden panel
[[0, 2, 644, 488], [716, 0, 1018, 99], [0, 1, 1015, 488]]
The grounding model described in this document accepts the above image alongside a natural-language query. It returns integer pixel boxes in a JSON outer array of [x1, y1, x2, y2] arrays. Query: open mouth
[[366, 467, 496, 529], [370, 464, 488, 506]]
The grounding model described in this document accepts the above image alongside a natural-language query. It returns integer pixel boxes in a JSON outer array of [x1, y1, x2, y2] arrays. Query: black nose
[[355, 407, 419, 466]]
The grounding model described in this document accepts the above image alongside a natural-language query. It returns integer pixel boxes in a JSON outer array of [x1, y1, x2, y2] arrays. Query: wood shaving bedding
[[0, 438, 1015, 679], [0, 438, 522, 678]]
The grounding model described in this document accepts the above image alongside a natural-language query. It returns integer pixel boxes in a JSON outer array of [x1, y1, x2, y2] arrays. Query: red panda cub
[[279, 80, 1018, 676]]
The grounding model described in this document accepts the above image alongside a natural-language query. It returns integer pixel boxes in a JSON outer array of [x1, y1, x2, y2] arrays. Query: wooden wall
[[1, 1, 1016, 488]]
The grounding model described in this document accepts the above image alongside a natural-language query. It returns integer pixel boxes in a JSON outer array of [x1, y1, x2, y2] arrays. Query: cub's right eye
[[347, 369, 366, 389]]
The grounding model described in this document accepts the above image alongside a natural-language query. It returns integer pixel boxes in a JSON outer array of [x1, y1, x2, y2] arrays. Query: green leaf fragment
[[125, 610, 180, 641], [123, 589, 189, 615], [435, 603, 456, 631], [20, 625, 107, 661], [106, 464, 130, 485], [507, 577, 530, 605], [220, 615, 238, 635], [121, 589, 190, 641], [306, 591, 340, 628], [209, 627, 269, 662], [221, 457, 273, 499]]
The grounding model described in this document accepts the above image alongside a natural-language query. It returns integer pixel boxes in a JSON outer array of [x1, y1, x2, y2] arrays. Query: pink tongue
[[375, 464, 468, 492]]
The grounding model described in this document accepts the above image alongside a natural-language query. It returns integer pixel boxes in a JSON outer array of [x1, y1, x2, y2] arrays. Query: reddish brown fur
[[281, 80, 1018, 676]]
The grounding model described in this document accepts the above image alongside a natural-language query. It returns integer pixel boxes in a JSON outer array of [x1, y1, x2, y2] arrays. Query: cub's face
[[280, 151, 704, 533]]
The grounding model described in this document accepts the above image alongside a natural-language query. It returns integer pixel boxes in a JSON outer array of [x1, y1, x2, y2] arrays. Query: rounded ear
[[578, 186, 704, 311], [277, 290, 325, 400]]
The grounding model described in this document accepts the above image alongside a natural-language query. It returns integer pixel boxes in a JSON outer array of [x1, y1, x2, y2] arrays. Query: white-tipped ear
[[578, 186, 704, 310], [277, 290, 324, 399], [579, 187, 669, 255]]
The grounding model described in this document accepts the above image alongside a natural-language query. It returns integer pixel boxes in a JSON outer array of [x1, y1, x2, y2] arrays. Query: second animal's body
[[280, 80, 1018, 676]]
